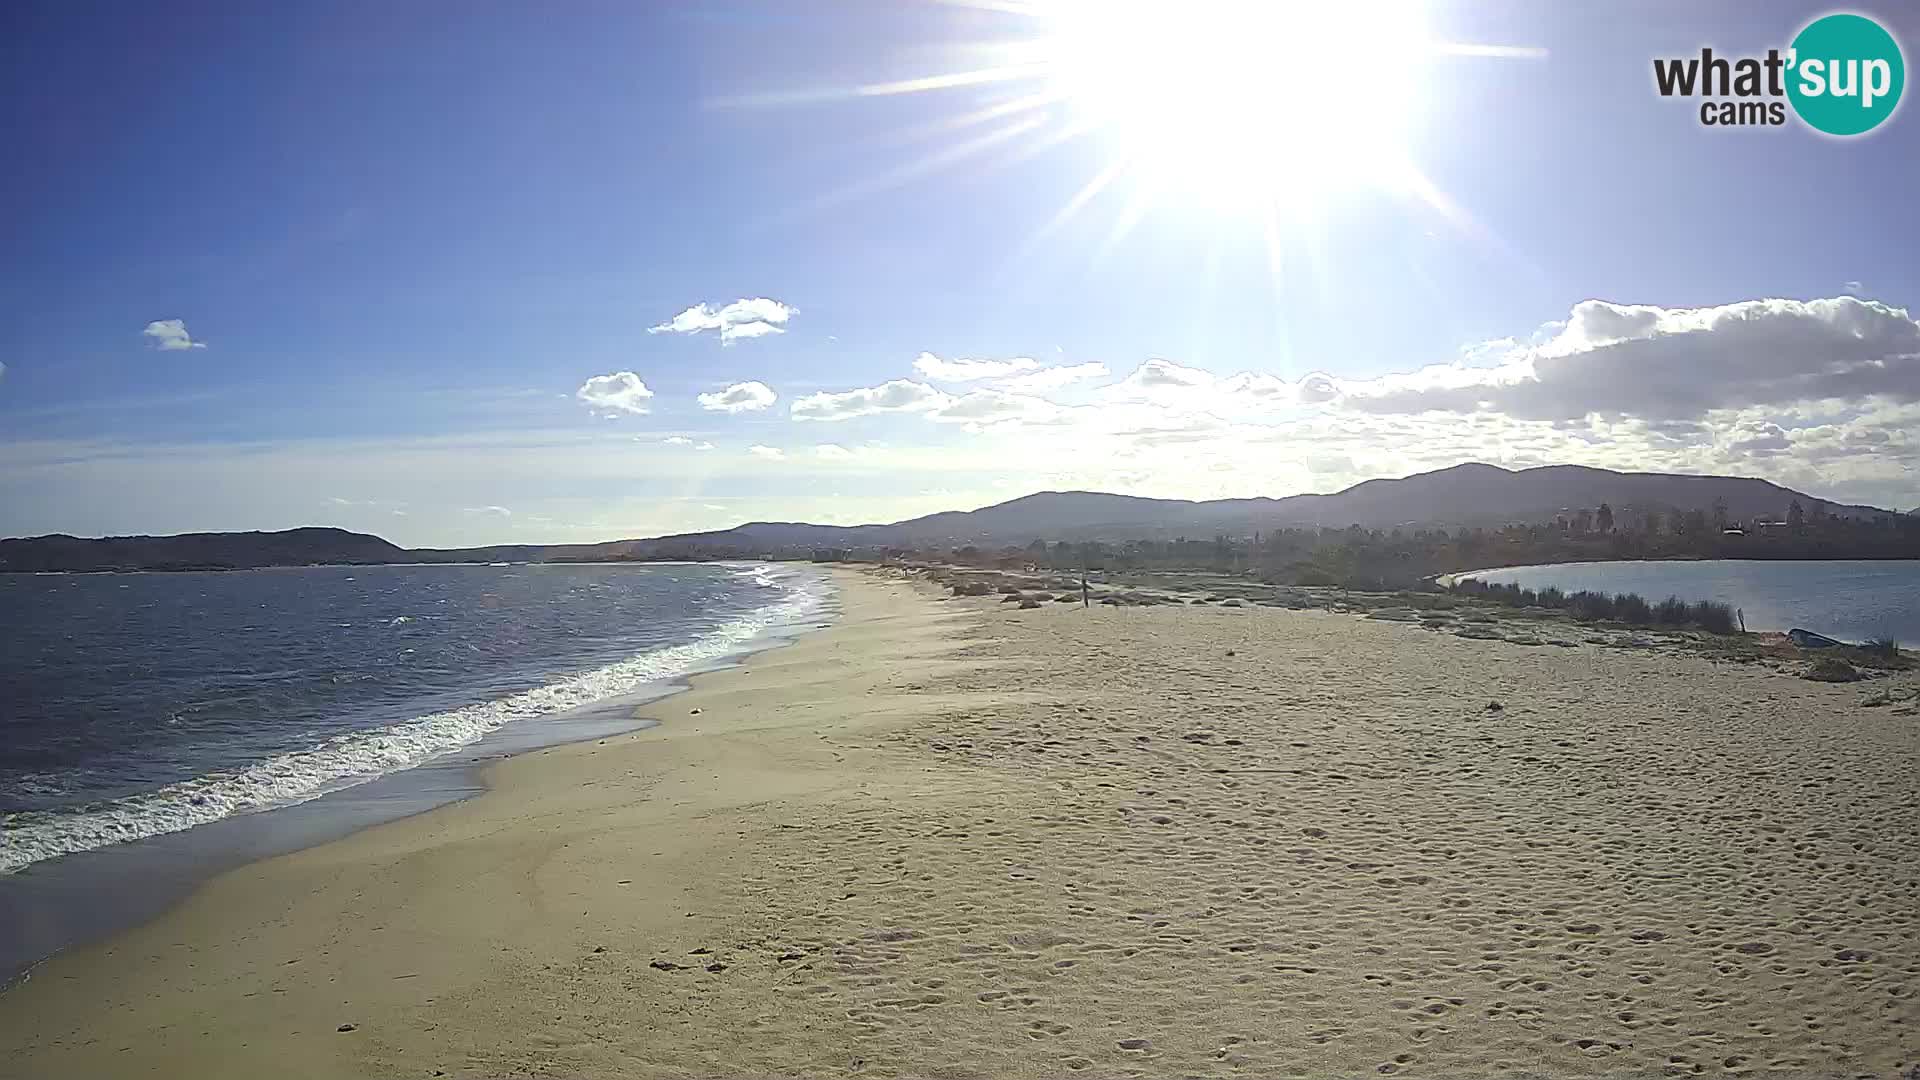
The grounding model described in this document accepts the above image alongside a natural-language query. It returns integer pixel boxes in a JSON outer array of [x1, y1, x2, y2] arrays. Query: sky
[[3, 0, 1917, 546]]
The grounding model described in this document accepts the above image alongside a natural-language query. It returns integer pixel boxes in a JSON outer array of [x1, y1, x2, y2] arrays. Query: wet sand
[[3, 567, 1916, 1078]]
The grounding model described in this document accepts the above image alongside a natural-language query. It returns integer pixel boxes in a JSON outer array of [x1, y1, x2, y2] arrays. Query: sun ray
[[1009, 155, 1134, 267], [783, 115, 1050, 220], [1429, 42, 1550, 59], [724, 0, 1549, 295], [853, 64, 1052, 98]]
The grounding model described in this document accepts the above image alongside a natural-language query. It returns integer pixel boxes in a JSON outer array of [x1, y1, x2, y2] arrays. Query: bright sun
[[1033, 0, 1433, 210], [735, 0, 1539, 250]]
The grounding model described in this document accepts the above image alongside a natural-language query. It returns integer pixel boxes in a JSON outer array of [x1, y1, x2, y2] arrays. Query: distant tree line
[[926, 499, 1920, 590]]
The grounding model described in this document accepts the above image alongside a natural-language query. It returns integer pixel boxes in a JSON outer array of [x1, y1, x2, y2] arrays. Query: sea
[[0, 561, 832, 983], [1460, 559, 1920, 646]]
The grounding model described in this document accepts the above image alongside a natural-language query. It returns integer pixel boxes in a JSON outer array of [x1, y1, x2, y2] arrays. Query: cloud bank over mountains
[[770, 295, 1919, 509], [577, 295, 1915, 514], [13, 295, 1912, 547]]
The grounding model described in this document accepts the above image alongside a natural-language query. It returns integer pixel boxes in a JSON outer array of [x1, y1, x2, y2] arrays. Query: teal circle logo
[[1787, 13, 1905, 136]]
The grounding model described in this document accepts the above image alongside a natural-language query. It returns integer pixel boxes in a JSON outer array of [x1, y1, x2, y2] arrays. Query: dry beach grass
[[2, 567, 1917, 1078]]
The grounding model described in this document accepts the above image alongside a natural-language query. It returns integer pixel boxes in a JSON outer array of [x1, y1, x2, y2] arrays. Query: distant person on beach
[[1081, 574, 1089, 608]]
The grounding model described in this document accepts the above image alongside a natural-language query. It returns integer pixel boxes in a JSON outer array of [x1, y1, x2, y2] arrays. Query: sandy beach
[[3, 566, 1917, 1079]]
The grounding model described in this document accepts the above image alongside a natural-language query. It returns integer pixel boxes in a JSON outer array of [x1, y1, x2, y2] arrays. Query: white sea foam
[[0, 564, 832, 874]]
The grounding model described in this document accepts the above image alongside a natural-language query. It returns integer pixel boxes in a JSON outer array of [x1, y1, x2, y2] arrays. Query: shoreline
[[1437, 553, 1920, 586], [4, 566, 1914, 1078], [0, 562, 836, 989], [0, 565, 963, 1078]]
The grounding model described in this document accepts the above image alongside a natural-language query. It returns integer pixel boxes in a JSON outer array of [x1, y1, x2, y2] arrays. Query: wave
[[0, 564, 832, 874]]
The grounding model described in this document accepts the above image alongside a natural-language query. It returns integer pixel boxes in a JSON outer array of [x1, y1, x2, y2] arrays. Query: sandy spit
[[2, 567, 1916, 1079]]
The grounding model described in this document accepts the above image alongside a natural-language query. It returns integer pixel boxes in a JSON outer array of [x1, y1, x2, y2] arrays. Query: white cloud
[[1101, 359, 1334, 414], [912, 352, 1042, 382], [649, 298, 795, 344], [791, 379, 952, 421], [142, 319, 205, 351], [695, 441, 715, 451], [697, 380, 778, 413], [17, 294, 1919, 548], [462, 505, 513, 517], [576, 371, 655, 415], [1111, 357, 1215, 395], [927, 389, 1066, 427], [999, 361, 1111, 393], [1336, 297, 1920, 421]]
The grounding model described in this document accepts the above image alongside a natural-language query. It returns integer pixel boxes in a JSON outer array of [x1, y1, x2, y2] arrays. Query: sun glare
[[726, 0, 1541, 270], [1035, 0, 1432, 209]]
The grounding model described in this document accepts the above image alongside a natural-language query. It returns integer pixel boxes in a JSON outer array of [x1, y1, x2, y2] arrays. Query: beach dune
[[3, 568, 1916, 1078]]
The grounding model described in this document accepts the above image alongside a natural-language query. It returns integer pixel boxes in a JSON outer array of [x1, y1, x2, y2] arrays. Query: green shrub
[[1690, 600, 1736, 634], [1451, 580, 1735, 634], [1613, 593, 1654, 625], [1654, 596, 1691, 625]]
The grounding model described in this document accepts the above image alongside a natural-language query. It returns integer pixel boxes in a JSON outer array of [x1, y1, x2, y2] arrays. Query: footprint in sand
[[1026, 1020, 1070, 1038]]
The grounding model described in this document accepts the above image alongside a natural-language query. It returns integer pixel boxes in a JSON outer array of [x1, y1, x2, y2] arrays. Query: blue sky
[[3, 0, 1917, 544]]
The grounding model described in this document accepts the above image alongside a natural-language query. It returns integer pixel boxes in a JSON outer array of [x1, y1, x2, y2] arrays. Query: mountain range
[[1, 462, 1903, 572]]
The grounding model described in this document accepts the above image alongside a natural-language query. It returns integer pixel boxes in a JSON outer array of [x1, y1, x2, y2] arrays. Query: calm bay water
[[0, 562, 830, 875], [1462, 560, 1920, 645]]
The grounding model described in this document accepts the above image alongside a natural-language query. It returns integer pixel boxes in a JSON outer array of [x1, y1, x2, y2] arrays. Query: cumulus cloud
[[747, 444, 786, 460], [142, 319, 205, 351], [576, 371, 655, 415], [1115, 357, 1215, 393], [1102, 359, 1337, 413], [1338, 297, 1920, 421], [462, 505, 512, 517], [663, 435, 694, 445], [649, 298, 795, 344], [696, 380, 777, 413], [815, 444, 855, 460], [999, 361, 1111, 393], [912, 352, 1042, 382], [791, 379, 952, 421], [926, 389, 1065, 427]]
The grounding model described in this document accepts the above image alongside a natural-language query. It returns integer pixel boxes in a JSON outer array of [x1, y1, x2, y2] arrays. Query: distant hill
[[618, 463, 1895, 555], [0, 527, 407, 573], [2, 463, 1900, 571]]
